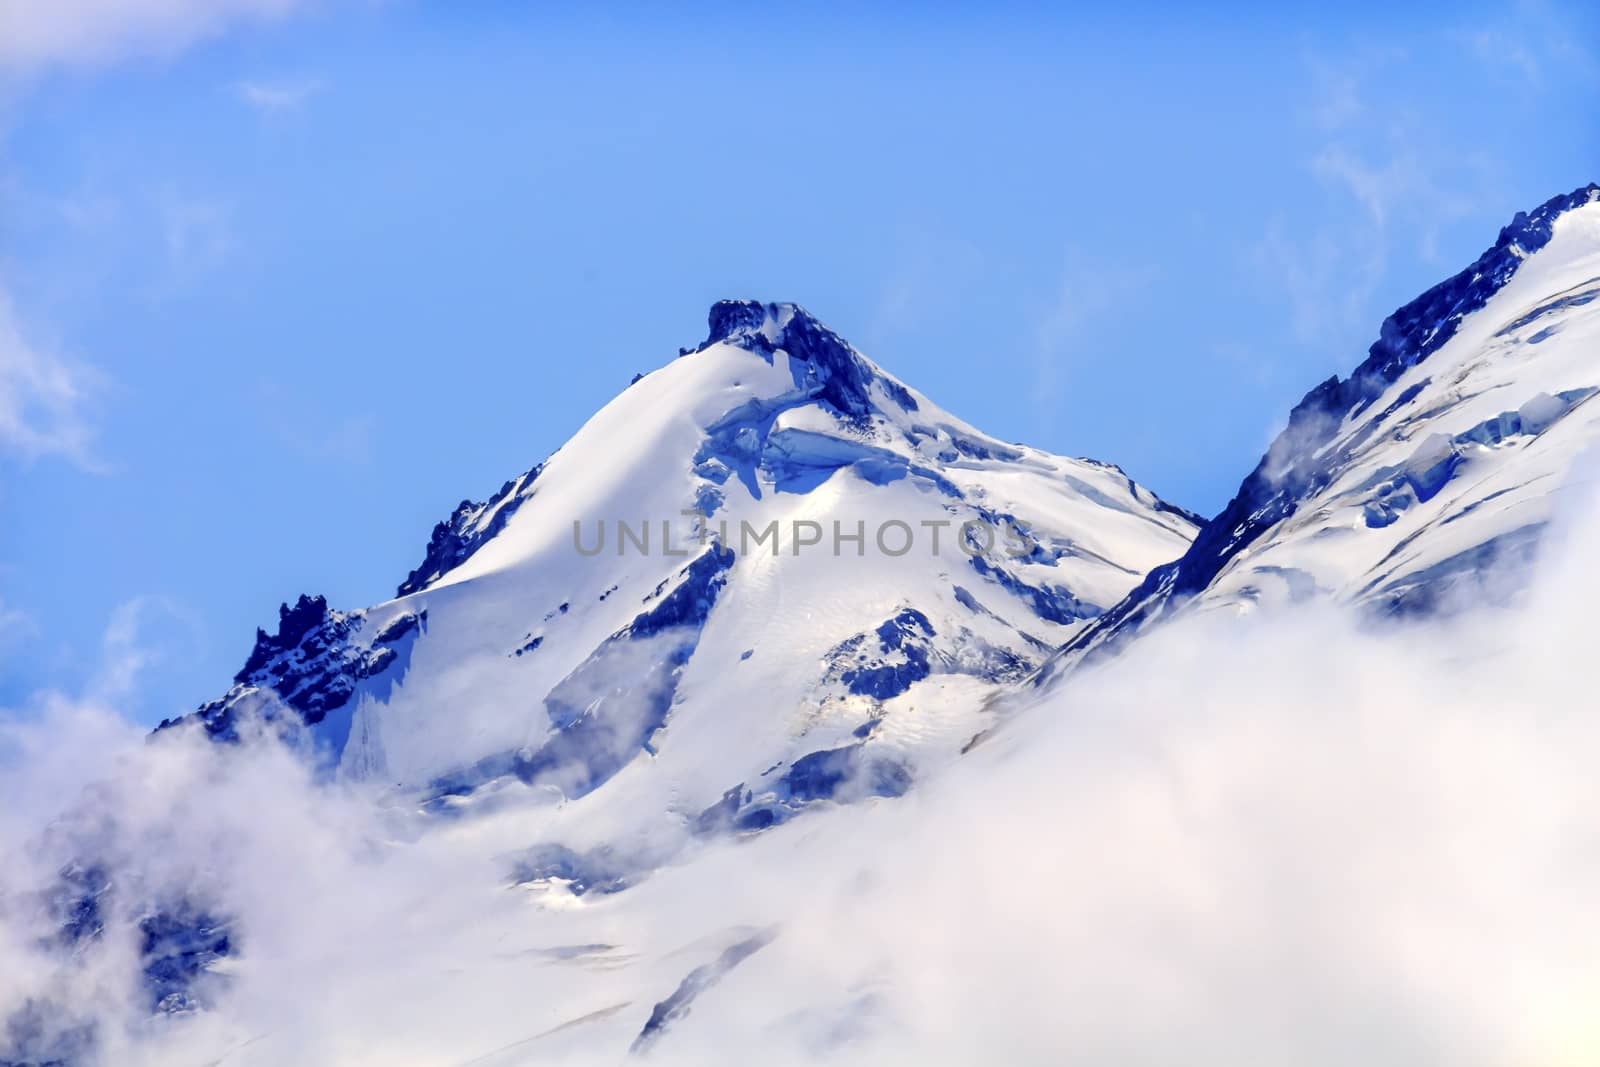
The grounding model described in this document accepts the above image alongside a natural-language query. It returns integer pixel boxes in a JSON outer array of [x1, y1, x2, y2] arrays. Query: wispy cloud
[[1464, 31, 1546, 88], [90, 597, 158, 703], [0, 0, 321, 74], [283, 411, 377, 466], [0, 287, 102, 467], [1254, 142, 1482, 357], [0, 598, 34, 657], [0, 0, 314, 470], [254, 380, 379, 466], [1302, 46, 1405, 132], [234, 76, 324, 114], [1310, 140, 1479, 264], [1030, 253, 1160, 426], [1455, 0, 1600, 93], [1254, 220, 1374, 349], [84, 594, 204, 711], [862, 229, 987, 353], [1256, 41, 1500, 361], [159, 188, 236, 284]]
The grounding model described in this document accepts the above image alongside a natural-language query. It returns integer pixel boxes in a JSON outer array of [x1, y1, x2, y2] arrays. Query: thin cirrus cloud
[[1455, 2, 1600, 92], [1252, 44, 1495, 358], [0, 597, 34, 653], [0, 290, 101, 468], [1029, 253, 1161, 428], [1265, 10, 1596, 362], [234, 76, 324, 113], [0, 1, 321, 467], [0, 0, 318, 73]]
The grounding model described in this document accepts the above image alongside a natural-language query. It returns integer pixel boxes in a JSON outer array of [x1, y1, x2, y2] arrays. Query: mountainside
[[1034, 182, 1600, 687], [11, 187, 1600, 1067], [166, 300, 1198, 827]]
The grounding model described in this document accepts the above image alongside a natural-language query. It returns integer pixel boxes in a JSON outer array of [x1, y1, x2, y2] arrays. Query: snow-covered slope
[[166, 300, 1196, 834], [14, 188, 1600, 1067], [1035, 183, 1600, 686], [2, 303, 1196, 1064]]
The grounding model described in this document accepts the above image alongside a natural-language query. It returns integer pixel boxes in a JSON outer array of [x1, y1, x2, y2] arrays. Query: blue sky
[[1, 1, 1596, 725]]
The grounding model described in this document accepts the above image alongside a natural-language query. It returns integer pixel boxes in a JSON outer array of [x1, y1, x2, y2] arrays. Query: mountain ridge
[[163, 300, 1199, 805], [32, 183, 1600, 1067], [1037, 181, 1600, 681]]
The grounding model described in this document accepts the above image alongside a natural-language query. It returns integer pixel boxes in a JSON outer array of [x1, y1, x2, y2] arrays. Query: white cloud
[[234, 76, 323, 114], [861, 230, 988, 355], [0, 597, 33, 656], [1255, 140, 1472, 351], [1030, 253, 1160, 426], [0, 287, 101, 466], [0, 2, 326, 471], [1256, 45, 1500, 361], [159, 190, 235, 279], [2, 480, 1596, 1064], [299, 411, 376, 464], [253, 379, 379, 466], [90, 597, 162, 704], [1465, 30, 1546, 88], [1302, 46, 1405, 132], [1456, 0, 1600, 93], [0, 0, 319, 74], [1278, 0, 1599, 355]]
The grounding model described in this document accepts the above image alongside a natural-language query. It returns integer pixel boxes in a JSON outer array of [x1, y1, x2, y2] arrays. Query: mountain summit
[[168, 300, 1198, 830], [165, 182, 1600, 847], [22, 184, 1600, 1067]]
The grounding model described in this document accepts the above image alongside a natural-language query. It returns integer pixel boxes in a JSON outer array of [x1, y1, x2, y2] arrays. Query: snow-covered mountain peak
[[1274, 182, 1599, 480], [34, 188, 1600, 1067], [168, 302, 1199, 833], [696, 298, 920, 420], [1031, 182, 1600, 686], [702, 299, 846, 361], [703, 299, 812, 349]]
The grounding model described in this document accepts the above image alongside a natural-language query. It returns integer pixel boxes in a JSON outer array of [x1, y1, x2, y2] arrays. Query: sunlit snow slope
[[17, 187, 1600, 1067], [168, 300, 1197, 833], [1037, 182, 1600, 685]]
